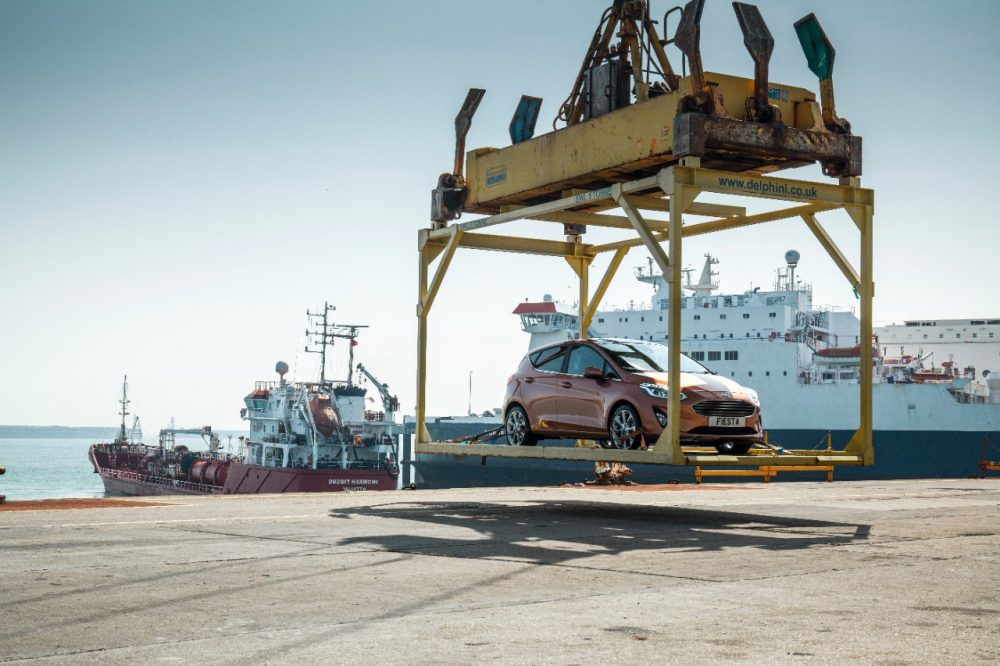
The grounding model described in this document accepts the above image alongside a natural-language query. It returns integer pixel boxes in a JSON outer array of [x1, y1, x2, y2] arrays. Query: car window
[[595, 339, 709, 374], [532, 346, 567, 373], [566, 345, 608, 376]]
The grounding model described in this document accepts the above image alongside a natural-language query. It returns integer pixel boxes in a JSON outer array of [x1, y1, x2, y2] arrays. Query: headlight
[[640, 383, 686, 400], [746, 389, 760, 406]]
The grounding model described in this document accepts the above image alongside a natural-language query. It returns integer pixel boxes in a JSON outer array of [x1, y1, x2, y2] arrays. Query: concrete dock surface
[[1, 479, 998, 665]]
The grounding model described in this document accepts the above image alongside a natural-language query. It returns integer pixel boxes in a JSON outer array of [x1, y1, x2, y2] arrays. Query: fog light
[[655, 412, 668, 427]]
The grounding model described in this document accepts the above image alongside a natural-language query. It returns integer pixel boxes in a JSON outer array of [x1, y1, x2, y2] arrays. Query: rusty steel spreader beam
[[733, 2, 776, 123]]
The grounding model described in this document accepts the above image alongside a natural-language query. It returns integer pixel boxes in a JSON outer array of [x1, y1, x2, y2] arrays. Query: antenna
[[305, 303, 369, 386], [117, 375, 130, 445]]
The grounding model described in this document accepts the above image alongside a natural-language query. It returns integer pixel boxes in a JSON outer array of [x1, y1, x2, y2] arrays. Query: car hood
[[637, 371, 754, 399]]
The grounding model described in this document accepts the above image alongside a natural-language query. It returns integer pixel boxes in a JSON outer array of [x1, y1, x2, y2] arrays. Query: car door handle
[[524, 377, 534, 384], [560, 381, 572, 388]]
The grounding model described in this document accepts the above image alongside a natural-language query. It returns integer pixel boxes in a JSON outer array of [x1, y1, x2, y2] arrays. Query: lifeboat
[[309, 395, 341, 437]]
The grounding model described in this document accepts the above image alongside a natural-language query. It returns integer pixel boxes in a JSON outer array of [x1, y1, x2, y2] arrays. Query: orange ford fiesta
[[503, 338, 763, 453]]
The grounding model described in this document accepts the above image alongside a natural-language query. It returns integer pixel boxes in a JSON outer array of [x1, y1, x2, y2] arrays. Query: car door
[[557, 343, 612, 435], [518, 345, 569, 434]]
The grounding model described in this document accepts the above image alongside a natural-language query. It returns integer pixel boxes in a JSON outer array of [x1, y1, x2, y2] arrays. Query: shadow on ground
[[329, 499, 872, 566]]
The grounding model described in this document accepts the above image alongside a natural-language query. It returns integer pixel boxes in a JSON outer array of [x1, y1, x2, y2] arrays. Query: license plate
[[709, 416, 746, 427]]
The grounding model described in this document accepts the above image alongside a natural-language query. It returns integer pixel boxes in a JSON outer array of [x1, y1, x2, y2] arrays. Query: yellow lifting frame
[[416, 162, 875, 468]]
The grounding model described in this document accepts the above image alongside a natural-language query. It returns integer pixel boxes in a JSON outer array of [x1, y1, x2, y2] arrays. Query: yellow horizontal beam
[[626, 194, 745, 218], [684, 203, 837, 237], [447, 231, 588, 257], [675, 165, 874, 207], [535, 210, 668, 231], [415, 442, 864, 467], [586, 202, 834, 255]]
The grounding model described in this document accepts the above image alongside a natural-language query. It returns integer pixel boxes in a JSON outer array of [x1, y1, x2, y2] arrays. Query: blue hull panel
[[410, 428, 996, 488]]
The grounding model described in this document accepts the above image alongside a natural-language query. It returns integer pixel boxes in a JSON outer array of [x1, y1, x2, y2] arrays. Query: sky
[[2, 0, 999, 430]]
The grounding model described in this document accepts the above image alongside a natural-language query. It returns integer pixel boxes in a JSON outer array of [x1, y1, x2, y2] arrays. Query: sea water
[[0, 438, 105, 500]]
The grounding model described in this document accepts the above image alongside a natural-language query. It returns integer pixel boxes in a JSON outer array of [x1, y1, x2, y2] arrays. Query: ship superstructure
[[478, 252, 1000, 480], [90, 307, 403, 495]]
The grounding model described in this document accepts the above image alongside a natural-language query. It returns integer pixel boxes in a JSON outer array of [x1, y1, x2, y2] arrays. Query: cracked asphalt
[[1, 479, 998, 665]]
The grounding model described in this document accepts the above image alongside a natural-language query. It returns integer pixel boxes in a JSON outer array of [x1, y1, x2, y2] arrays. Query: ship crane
[[356, 364, 399, 423], [158, 426, 220, 453]]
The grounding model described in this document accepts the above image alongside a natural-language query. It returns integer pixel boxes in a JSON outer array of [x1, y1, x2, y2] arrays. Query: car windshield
[[595, 339, 710, 374]]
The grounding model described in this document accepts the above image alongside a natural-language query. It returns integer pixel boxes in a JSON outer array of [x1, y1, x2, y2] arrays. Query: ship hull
[[410, 428, 997, 487], [98, 472, 218, 496], [92, 450, 398, 497]]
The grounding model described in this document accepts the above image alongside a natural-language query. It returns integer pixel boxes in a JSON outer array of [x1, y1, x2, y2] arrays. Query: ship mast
[[305, 303, 337, 385], [117, 375, 130, 445], [305, 303, 369, 386]]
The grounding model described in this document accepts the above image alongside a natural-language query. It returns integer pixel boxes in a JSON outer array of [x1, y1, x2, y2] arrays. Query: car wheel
[[608, 404, 641, 450], [715, 440, 752, 455], [505, 406, 537, 446]]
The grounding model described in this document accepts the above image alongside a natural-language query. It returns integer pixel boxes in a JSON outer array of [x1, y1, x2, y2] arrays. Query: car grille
[[692, 400, 756, 417], [688, 426, 758, 436]]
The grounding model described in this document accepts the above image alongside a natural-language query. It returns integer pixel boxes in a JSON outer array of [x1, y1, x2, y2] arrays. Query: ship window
[[973, 333, 977, 338], [956, 333, 961, 338], [690, 351, 705, 361], [748, 371, 753, 377], [746, 333, 750, 337], [731, 372, 735, 377], [708, 351, 721, 361], [725, 351, 738, 360], [693, 334, 698, 339], [720, 333, 725, 338], [766, 371, 770, 376], [625, 317, 628, 322], [991, 333, 995, 338], [659, 316, 663, 322], [641, 317, 644, 322], [939, 334, 944, 338], [783, 371, 788, 376], [757, 333, 761, 338], [694, 314, 701, 320], [971, 320, 985, 325], [988, 320, 1000, 325], [743, 313, 750, 319], [597, 318, 604, 323], [923, 334, 927, 339], [720, 314, 727, 319], [729, 333, 733, 338], [769, 312, 777, 318]]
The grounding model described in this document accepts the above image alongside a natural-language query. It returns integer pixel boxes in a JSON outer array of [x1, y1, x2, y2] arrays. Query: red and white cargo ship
[[90, 307, 403, 495]]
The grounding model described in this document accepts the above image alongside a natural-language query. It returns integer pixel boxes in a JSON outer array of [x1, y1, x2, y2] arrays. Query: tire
[[505, 405, 537, 446], [608, 404, 641, 450], [715, 440, 752, 455]]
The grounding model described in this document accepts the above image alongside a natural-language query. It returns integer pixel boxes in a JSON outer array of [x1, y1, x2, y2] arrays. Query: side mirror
[[583, 366, 604, 380]]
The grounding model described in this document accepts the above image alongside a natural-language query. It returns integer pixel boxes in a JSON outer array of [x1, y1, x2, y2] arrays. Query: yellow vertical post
[[565, 254, 593, 339], [415, 229, 462, 445], [416, 245, 431, 444], [666, 177, 685, 464], [844, 187, 874, 465], [858, 202, 874, 462]]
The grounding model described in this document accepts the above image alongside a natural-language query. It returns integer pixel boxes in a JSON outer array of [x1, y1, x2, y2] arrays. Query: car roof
[[528, 337, 665, 354]]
